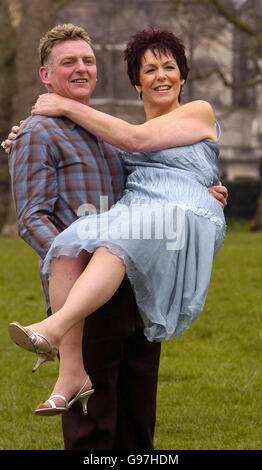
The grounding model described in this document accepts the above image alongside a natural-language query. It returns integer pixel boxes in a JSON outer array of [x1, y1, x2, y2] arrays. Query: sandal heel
[[32, 354, 54, 373], [80, 390, 94, 415]]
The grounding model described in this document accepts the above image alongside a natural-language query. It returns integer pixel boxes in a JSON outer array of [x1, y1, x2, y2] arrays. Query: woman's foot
[[8, 322, 59, 372], [35, 374, 94, 415]]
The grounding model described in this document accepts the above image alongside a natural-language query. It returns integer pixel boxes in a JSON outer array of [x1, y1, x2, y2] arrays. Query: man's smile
[[71, 78, 88, 83]]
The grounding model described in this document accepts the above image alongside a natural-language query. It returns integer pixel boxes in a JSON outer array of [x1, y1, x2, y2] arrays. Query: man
[[5, 23, 227, 450]]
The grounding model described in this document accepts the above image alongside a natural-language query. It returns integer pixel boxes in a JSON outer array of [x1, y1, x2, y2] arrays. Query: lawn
[[0, 228, 262, 450]]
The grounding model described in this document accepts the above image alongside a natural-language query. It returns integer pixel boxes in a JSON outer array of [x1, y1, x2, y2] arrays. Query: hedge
[[223, 179, 261, 220]]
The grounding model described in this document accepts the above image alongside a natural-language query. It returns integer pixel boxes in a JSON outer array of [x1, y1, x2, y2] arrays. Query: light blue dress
[[43, 123, 225, 342]]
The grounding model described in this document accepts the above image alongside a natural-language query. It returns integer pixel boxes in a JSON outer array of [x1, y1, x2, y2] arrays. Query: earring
[[138, 92, 142, 101], [180, 88, 184, 96]]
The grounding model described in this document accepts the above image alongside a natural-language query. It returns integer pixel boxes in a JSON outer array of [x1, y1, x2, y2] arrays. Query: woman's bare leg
[[29, 247, 126, 352], [38, 251, 93, 407]]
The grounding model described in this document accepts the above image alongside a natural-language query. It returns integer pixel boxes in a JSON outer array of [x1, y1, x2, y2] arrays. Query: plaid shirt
[[9, 115, 126, 311]]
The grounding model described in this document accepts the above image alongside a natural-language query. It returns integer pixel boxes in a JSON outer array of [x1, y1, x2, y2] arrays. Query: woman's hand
[[1, 125, 21, 154], [31, 93, 71, 117], [209, 182, 228, 209]]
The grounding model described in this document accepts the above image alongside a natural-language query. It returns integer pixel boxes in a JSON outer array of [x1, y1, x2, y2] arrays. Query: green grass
[[1, 227, 262, 450], [0, 239, 63, 450], [156, 227, 262, 450]]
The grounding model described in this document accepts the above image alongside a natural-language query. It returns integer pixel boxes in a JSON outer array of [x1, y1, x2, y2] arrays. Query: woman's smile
[[154, 85, 172, 92]]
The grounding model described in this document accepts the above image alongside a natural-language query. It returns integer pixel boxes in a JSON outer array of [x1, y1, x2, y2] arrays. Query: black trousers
[[62, 280, 161, 450]]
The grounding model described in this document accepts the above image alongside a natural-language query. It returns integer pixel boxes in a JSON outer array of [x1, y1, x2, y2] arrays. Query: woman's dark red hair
[[124, 28, 189, 88]]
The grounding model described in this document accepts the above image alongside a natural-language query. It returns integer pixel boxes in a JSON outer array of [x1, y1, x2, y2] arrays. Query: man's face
[[40, 39, 97, 104]]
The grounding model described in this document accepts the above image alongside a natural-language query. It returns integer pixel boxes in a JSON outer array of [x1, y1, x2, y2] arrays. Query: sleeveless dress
[[43, 123, 226, 342]]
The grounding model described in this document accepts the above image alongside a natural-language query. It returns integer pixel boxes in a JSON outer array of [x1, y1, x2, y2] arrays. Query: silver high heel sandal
[[8, 321, 58, 372], [34, 377, 94, 416]]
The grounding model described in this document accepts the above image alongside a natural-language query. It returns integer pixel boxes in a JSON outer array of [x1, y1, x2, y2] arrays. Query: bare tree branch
[[190, 65, 262, 88], [171, 0, 260, 36], [210, 0, 258, 35]]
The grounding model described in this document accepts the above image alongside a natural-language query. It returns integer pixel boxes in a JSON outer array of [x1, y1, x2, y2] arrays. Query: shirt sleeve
[[9, 125, 60, 259]]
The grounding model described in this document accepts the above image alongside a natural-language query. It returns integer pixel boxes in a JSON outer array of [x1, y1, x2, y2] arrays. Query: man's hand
[[1, 125, 20, 154], [209, 182, 228, 209]]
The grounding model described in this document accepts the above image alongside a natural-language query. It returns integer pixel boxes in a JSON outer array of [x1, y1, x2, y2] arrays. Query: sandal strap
[[27, 328, 50, 350], [73, 377, 90, 400], [67, 377, 91, 407], [78, 377, 90, 396], [27, 328, 58, 354], [47, 394, 68, 409]]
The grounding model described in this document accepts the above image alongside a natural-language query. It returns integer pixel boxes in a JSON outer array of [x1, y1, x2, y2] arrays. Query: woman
[[9, 29, 226, 415]]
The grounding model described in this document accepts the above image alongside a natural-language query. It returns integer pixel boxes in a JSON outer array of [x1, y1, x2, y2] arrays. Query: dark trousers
[[62, 280, 161, 450]]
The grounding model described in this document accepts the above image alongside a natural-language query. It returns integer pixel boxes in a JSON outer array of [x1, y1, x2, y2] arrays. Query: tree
[[0, 0, 17, 234], [171, 0, 262, 95]]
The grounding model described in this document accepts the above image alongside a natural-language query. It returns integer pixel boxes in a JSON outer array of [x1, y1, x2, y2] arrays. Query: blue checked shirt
[[9, 115, 126, 311]]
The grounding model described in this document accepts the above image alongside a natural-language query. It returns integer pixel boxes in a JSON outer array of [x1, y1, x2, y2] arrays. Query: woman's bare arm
[[32, 94, 217, 152]]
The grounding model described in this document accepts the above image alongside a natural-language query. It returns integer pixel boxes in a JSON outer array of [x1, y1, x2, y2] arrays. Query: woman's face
[[136, 48, 185, 116]]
